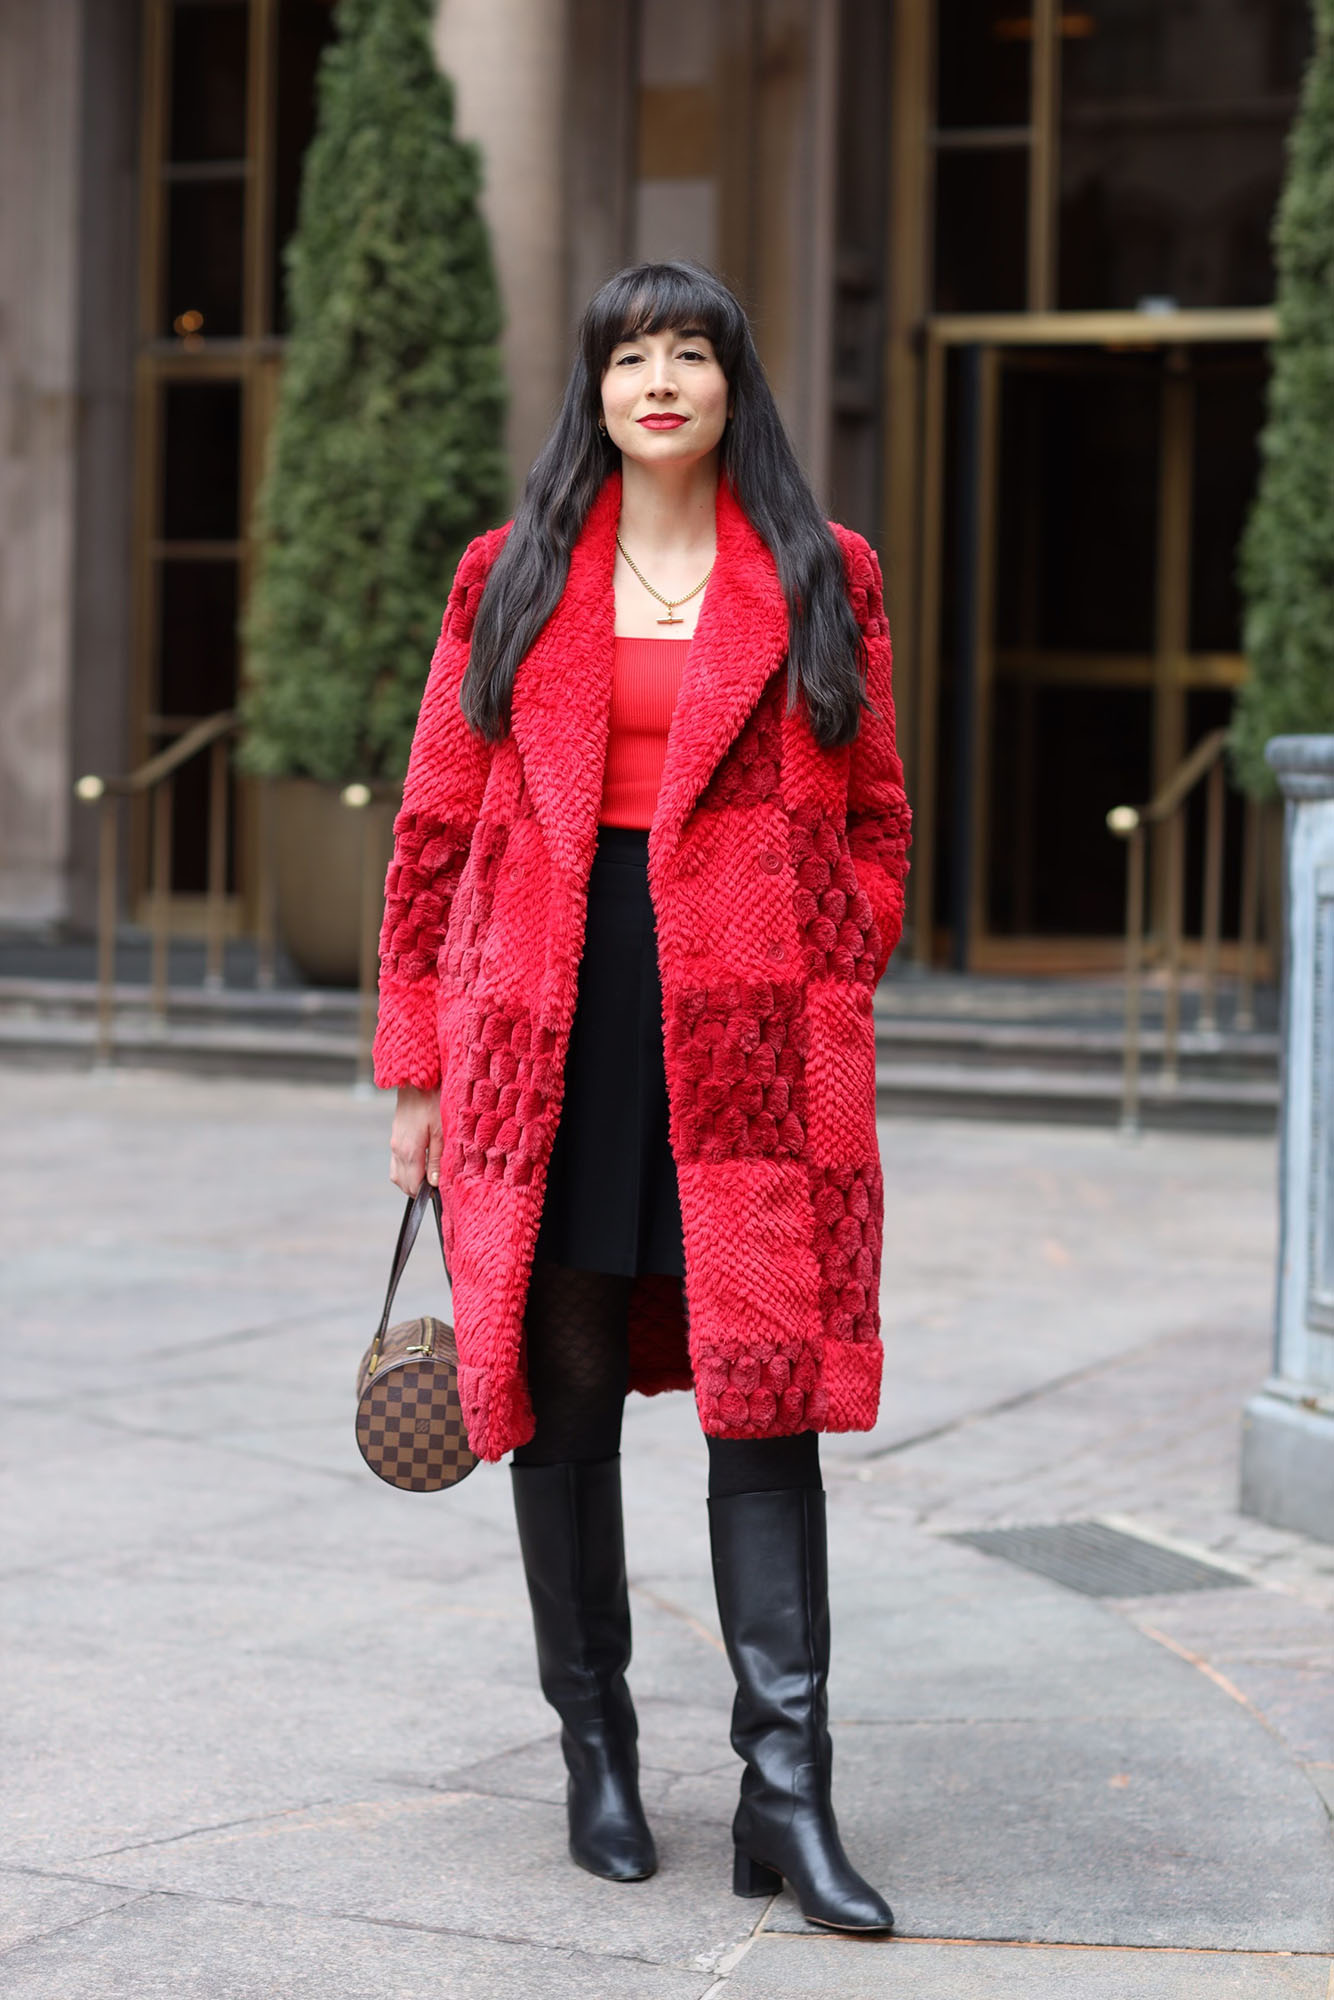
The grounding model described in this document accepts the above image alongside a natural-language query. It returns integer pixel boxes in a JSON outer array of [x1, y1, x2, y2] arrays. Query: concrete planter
[[1240, 736, 1334, 1545], [271, 778, 393, 988]]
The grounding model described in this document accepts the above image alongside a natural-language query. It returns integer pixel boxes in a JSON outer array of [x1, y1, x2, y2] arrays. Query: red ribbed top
[[598, 635, 692, 828]]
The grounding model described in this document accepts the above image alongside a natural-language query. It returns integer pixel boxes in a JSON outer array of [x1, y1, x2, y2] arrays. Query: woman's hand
[[390, 1085, 442, 1197]]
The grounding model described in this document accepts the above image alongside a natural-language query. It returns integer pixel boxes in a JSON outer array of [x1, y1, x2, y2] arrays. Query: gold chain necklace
[[615, 533, 714, 626]]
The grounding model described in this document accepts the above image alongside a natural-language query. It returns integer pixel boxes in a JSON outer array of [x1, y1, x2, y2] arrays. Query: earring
[[597, 416, 608, 436]]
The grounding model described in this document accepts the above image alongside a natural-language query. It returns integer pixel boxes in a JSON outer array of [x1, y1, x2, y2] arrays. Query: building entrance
[[887, 0, 1309, 969], [127, 0, 1313, 973], [132, 0, 335, 923], [915, 312, 1271, 970]]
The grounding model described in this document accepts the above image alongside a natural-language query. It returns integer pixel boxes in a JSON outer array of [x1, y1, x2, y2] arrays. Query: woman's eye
[[679, 349, 707, 361]]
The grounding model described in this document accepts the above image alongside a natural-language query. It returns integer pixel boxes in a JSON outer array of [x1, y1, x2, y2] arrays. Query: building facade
[[0, 0, 1310, 966]]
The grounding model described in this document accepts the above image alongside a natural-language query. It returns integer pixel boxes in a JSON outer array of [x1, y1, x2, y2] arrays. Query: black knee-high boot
[[510, 1456, 658, 1882], [708, 1486, 894, 1932]]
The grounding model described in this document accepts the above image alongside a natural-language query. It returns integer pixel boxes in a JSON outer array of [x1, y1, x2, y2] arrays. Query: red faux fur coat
[[373, 470, 911, 1460]]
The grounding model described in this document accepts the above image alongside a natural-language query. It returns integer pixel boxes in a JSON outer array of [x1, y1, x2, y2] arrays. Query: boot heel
[[733, 1849, 782, 1898]]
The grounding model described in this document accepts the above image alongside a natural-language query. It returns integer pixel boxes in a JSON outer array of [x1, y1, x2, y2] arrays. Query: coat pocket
[[803, 979, 878, 1165]]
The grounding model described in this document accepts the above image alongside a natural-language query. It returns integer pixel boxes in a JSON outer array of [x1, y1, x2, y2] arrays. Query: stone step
[[0, 976, 1279, 1130], [0, 1009, 364, 1085], [874, 968, 1280, 1030], [874, 1014, 1278, 1083], [875, 1058, 1278, 1134], [1, 1016, 1279, 1134], [0, 973, 359, 1030]]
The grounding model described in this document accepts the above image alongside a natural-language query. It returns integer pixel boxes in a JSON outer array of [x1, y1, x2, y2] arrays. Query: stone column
[[433, 0, 570, 496], [66, 0, 138, 932], [0, 0, 83, 925], [564, 0, 637, 334], [1240, 736, 1334, 1545]]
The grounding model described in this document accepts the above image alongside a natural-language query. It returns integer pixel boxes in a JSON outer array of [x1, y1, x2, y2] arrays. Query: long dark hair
[[462, 261, 875, 749]]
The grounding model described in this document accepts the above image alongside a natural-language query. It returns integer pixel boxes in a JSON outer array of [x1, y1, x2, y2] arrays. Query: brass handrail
[[79, 710, 238, 797], [1136, 727, 1230, 826], [74, 714, 275, 1064], [1107, 730, 1265, 1133]]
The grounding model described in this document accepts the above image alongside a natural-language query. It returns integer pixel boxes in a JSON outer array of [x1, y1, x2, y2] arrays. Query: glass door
[[897, 0, 1308, 969], [133, 0, 335, 924]]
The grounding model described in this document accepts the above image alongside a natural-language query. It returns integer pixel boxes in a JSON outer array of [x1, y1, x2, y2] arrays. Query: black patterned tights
[[510, 1257, 822, 1496]]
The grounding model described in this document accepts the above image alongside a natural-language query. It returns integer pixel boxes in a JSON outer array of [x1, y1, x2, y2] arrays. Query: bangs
[[470, 255, 869, 753], [585, 262, 746, 373]]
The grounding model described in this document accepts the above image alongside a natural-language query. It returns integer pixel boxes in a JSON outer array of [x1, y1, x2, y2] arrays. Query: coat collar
[[510, 468, 790, 883]]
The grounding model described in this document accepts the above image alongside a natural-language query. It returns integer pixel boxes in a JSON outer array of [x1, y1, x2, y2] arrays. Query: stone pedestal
[[1240, 736, 1334, 1545]]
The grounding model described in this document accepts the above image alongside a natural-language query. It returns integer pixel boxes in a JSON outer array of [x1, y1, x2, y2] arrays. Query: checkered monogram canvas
[[354, 1183, 478, 1492], [355, 1317, 478, 1491]]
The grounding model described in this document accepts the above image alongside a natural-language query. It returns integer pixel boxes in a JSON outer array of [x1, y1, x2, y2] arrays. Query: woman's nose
[[646, 363, 677, 397]]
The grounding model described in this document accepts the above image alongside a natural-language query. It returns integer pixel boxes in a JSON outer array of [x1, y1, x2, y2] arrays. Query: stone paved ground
[[1, 1067, 1331, 1998]]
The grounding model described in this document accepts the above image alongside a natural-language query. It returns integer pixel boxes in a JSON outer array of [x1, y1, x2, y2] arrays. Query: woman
[[374, 261, 910, 1933]]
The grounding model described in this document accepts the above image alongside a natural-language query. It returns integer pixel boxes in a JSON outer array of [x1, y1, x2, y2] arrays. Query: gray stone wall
[[0, 0, 83, 924], [0, 0, 137, 931], [434, 0, 573, 494], [67, 0, 138, 931]]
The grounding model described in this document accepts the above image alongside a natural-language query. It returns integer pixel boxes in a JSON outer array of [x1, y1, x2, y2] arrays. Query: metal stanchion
[[256, 775, 277, 990], [1236, 792, 1261, 1032], [150, 780, 173, 1029], [204, 735, 229, 990], [1161, 808, 1184, 1089], [1108, 805, 1144, 1136], [75, 777, 117, 1066], [1198, 759, 1225, 1037]]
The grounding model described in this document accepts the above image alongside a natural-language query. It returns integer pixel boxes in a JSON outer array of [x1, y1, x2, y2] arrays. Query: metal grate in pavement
[[944, 1520, 1253, 1597]]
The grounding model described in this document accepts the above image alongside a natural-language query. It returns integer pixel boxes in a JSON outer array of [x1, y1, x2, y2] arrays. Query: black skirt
[[533, 822, 686, 1278]]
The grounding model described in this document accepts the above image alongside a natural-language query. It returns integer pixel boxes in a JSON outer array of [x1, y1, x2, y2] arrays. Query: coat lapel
[[510, 468, 791, 882], [509, 472, 620, 878], [647, 477, 789, 881]]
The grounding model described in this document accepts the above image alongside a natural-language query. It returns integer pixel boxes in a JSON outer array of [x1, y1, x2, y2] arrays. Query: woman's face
[[600, 325, 731, 468]]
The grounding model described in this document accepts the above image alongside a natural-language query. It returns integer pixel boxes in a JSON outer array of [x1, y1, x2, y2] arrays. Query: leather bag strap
[[366, 1182, 448, 1374]]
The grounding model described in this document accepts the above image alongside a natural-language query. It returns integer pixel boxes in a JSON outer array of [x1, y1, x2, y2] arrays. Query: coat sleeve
[[837, 527, 912, 988], [371, 532, 497, 1091]]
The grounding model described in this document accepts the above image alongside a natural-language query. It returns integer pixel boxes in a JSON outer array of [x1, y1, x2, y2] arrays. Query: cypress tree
[[1233, 0, 1334, 793], [239, 0, 507, 785]]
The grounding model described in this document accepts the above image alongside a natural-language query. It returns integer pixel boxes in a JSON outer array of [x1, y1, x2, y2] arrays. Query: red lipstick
[[637, 414, 687, 429]]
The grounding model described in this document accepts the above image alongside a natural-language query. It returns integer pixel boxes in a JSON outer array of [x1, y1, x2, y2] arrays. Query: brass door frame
[[132, 0, 292, 930], [883, 0, 1066, 958], [881, 0, 1286, 969], [913, 308, 1276, 971]]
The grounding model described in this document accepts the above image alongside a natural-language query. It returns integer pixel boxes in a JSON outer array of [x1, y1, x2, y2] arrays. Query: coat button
[[758, 849, 783, 873], [767, 939, 785, 959]]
